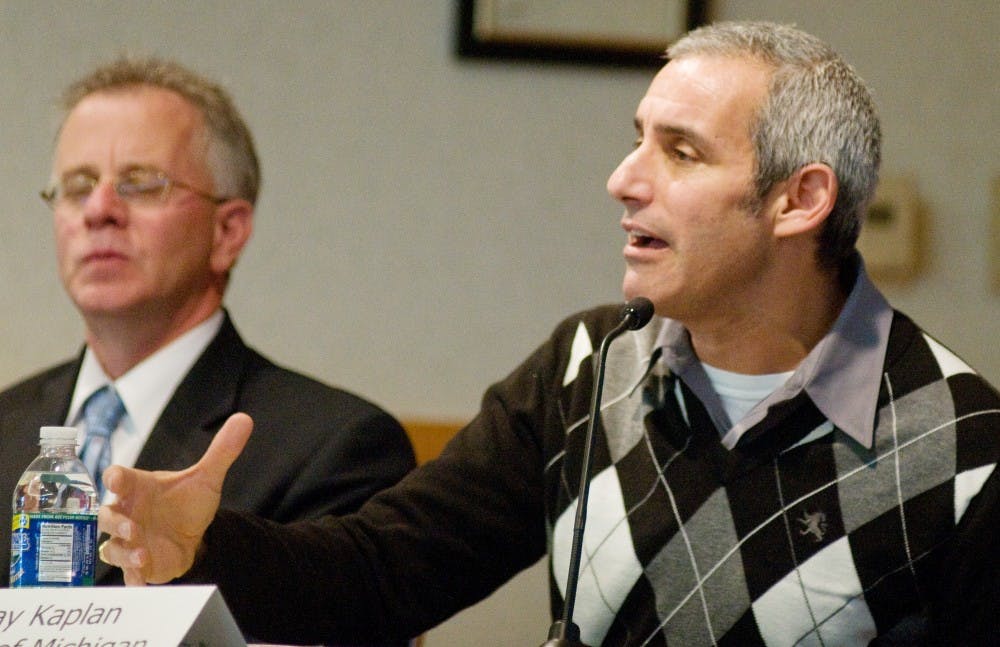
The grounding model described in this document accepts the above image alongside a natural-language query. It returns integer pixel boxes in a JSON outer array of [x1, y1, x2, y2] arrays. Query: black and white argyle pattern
[[549, 313, 999, 646]]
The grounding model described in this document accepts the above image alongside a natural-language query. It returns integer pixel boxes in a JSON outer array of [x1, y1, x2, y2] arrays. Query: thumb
[[195, 412, 253, 484]]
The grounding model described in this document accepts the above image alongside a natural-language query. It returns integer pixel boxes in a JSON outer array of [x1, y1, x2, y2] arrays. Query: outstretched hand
[[97, 412, 253, 585]]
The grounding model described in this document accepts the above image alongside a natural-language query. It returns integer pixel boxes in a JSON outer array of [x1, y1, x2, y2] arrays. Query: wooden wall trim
[[401, 419, 466, 465]]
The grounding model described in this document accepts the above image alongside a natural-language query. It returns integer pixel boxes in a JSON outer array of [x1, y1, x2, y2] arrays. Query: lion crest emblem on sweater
[[797, 509, 828, 542]]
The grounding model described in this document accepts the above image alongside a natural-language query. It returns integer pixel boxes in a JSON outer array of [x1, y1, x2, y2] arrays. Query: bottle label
[[10, 512, 97, 587]]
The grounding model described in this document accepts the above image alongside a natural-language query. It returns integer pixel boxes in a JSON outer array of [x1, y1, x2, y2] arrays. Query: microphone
[[541, 297, 655, 647]]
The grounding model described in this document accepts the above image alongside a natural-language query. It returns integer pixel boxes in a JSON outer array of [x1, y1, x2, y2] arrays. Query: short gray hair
[[60, 56, 260, 205], [669, 21, 881, 271]]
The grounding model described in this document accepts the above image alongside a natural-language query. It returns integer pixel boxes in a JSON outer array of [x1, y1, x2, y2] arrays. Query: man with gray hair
[[98, 23, 996, 646], [0, 57, 415, 586]]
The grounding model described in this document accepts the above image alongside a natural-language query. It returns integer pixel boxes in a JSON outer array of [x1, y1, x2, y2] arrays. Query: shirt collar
[[68, 310, 225, 437], [651, 258, 892, 450]]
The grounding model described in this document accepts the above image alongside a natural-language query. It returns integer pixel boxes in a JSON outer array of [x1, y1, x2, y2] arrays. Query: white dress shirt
[[66, 310, 224, 500]]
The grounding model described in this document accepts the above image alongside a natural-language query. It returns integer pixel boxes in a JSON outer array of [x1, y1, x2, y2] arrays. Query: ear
[[209, 199, 254, 276], [772, 163, 838, 238]]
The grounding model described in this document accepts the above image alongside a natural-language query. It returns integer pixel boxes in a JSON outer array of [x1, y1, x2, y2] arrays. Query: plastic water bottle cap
[[39, 425, 79, 444]]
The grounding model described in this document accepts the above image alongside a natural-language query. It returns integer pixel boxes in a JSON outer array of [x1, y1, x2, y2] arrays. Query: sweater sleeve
[[185, 314, 591, 644], [926, 466, 999, 645]]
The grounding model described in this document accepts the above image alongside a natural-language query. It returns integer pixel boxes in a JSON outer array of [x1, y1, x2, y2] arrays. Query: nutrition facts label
[[38, 521, 76, 583], [10, 511, 97, 587]]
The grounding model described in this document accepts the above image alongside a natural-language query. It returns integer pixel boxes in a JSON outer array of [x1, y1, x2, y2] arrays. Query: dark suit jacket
[[0, 313, 416, 586]]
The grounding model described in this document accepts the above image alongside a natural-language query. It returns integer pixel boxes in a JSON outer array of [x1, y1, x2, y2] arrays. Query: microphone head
[[621, 297, 655, 330]]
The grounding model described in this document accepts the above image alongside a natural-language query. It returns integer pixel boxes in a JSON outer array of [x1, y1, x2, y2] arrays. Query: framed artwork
[[456, 1, 708, 67]]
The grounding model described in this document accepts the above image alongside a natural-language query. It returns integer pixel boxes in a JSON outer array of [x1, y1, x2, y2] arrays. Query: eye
[[667, 143, 699, 163], [672, 148, 694, 161], [60, 174, 98, 202], [117, 170, 167, 199]]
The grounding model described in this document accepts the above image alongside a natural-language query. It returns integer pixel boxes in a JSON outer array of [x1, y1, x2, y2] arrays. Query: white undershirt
[[66, 311, 224, 500], [701, 362, 794, 428]]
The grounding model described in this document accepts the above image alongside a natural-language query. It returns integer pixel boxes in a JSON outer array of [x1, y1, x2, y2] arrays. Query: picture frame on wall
[[456, 0, 708, 68]]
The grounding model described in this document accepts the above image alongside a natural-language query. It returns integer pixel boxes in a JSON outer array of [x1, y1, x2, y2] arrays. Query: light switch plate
[[992, 175, 1000, 292], [857, 175, 925, 281]]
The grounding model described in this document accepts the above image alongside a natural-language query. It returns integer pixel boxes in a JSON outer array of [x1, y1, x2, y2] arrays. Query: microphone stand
[[540, 298, 653, 647]]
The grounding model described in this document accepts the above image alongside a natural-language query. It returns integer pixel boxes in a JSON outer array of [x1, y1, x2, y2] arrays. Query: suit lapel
[[0, 356, 79, 458], [133, 314, 250, 472], [98, 315, 252, 583]]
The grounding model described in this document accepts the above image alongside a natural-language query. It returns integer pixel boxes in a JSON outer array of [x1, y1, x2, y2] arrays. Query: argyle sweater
[[195, 306, 999, 646]]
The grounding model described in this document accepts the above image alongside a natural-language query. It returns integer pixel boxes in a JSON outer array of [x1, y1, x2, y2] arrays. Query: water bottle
[[10, 426, 99, 587]]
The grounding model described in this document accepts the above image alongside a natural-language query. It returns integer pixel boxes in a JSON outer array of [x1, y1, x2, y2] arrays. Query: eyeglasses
[[40, 168, 229, 209]]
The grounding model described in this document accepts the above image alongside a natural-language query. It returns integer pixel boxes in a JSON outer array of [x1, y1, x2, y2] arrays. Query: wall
[[0, 2, 996, 645]]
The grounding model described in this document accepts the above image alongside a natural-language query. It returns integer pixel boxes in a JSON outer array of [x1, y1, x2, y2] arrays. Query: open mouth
[[628, 232, 667, 249]]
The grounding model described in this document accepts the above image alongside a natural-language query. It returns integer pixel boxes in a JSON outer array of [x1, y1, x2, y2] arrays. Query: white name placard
[[0, 585, 245, 646]]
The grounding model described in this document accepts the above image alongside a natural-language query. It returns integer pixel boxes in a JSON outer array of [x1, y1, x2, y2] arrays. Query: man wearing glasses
[[0, 57, 416, 586]]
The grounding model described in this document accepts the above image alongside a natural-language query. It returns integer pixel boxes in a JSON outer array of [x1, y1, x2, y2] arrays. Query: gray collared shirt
[[650, 259, 892, 450]]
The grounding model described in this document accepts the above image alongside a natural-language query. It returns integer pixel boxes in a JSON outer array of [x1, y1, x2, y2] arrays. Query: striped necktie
[[79, 386, 126, 498]]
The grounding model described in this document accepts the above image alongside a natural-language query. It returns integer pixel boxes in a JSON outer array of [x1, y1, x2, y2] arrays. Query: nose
[[81, 180, 128, 228], [607, 146, 653, 207]]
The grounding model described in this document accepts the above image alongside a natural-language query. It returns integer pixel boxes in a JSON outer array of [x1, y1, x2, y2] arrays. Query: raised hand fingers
[[93, 413, 254, 587], [196, 412, 253, 486], [98, 501, 137, 542], [101, 463, 134, 501]]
